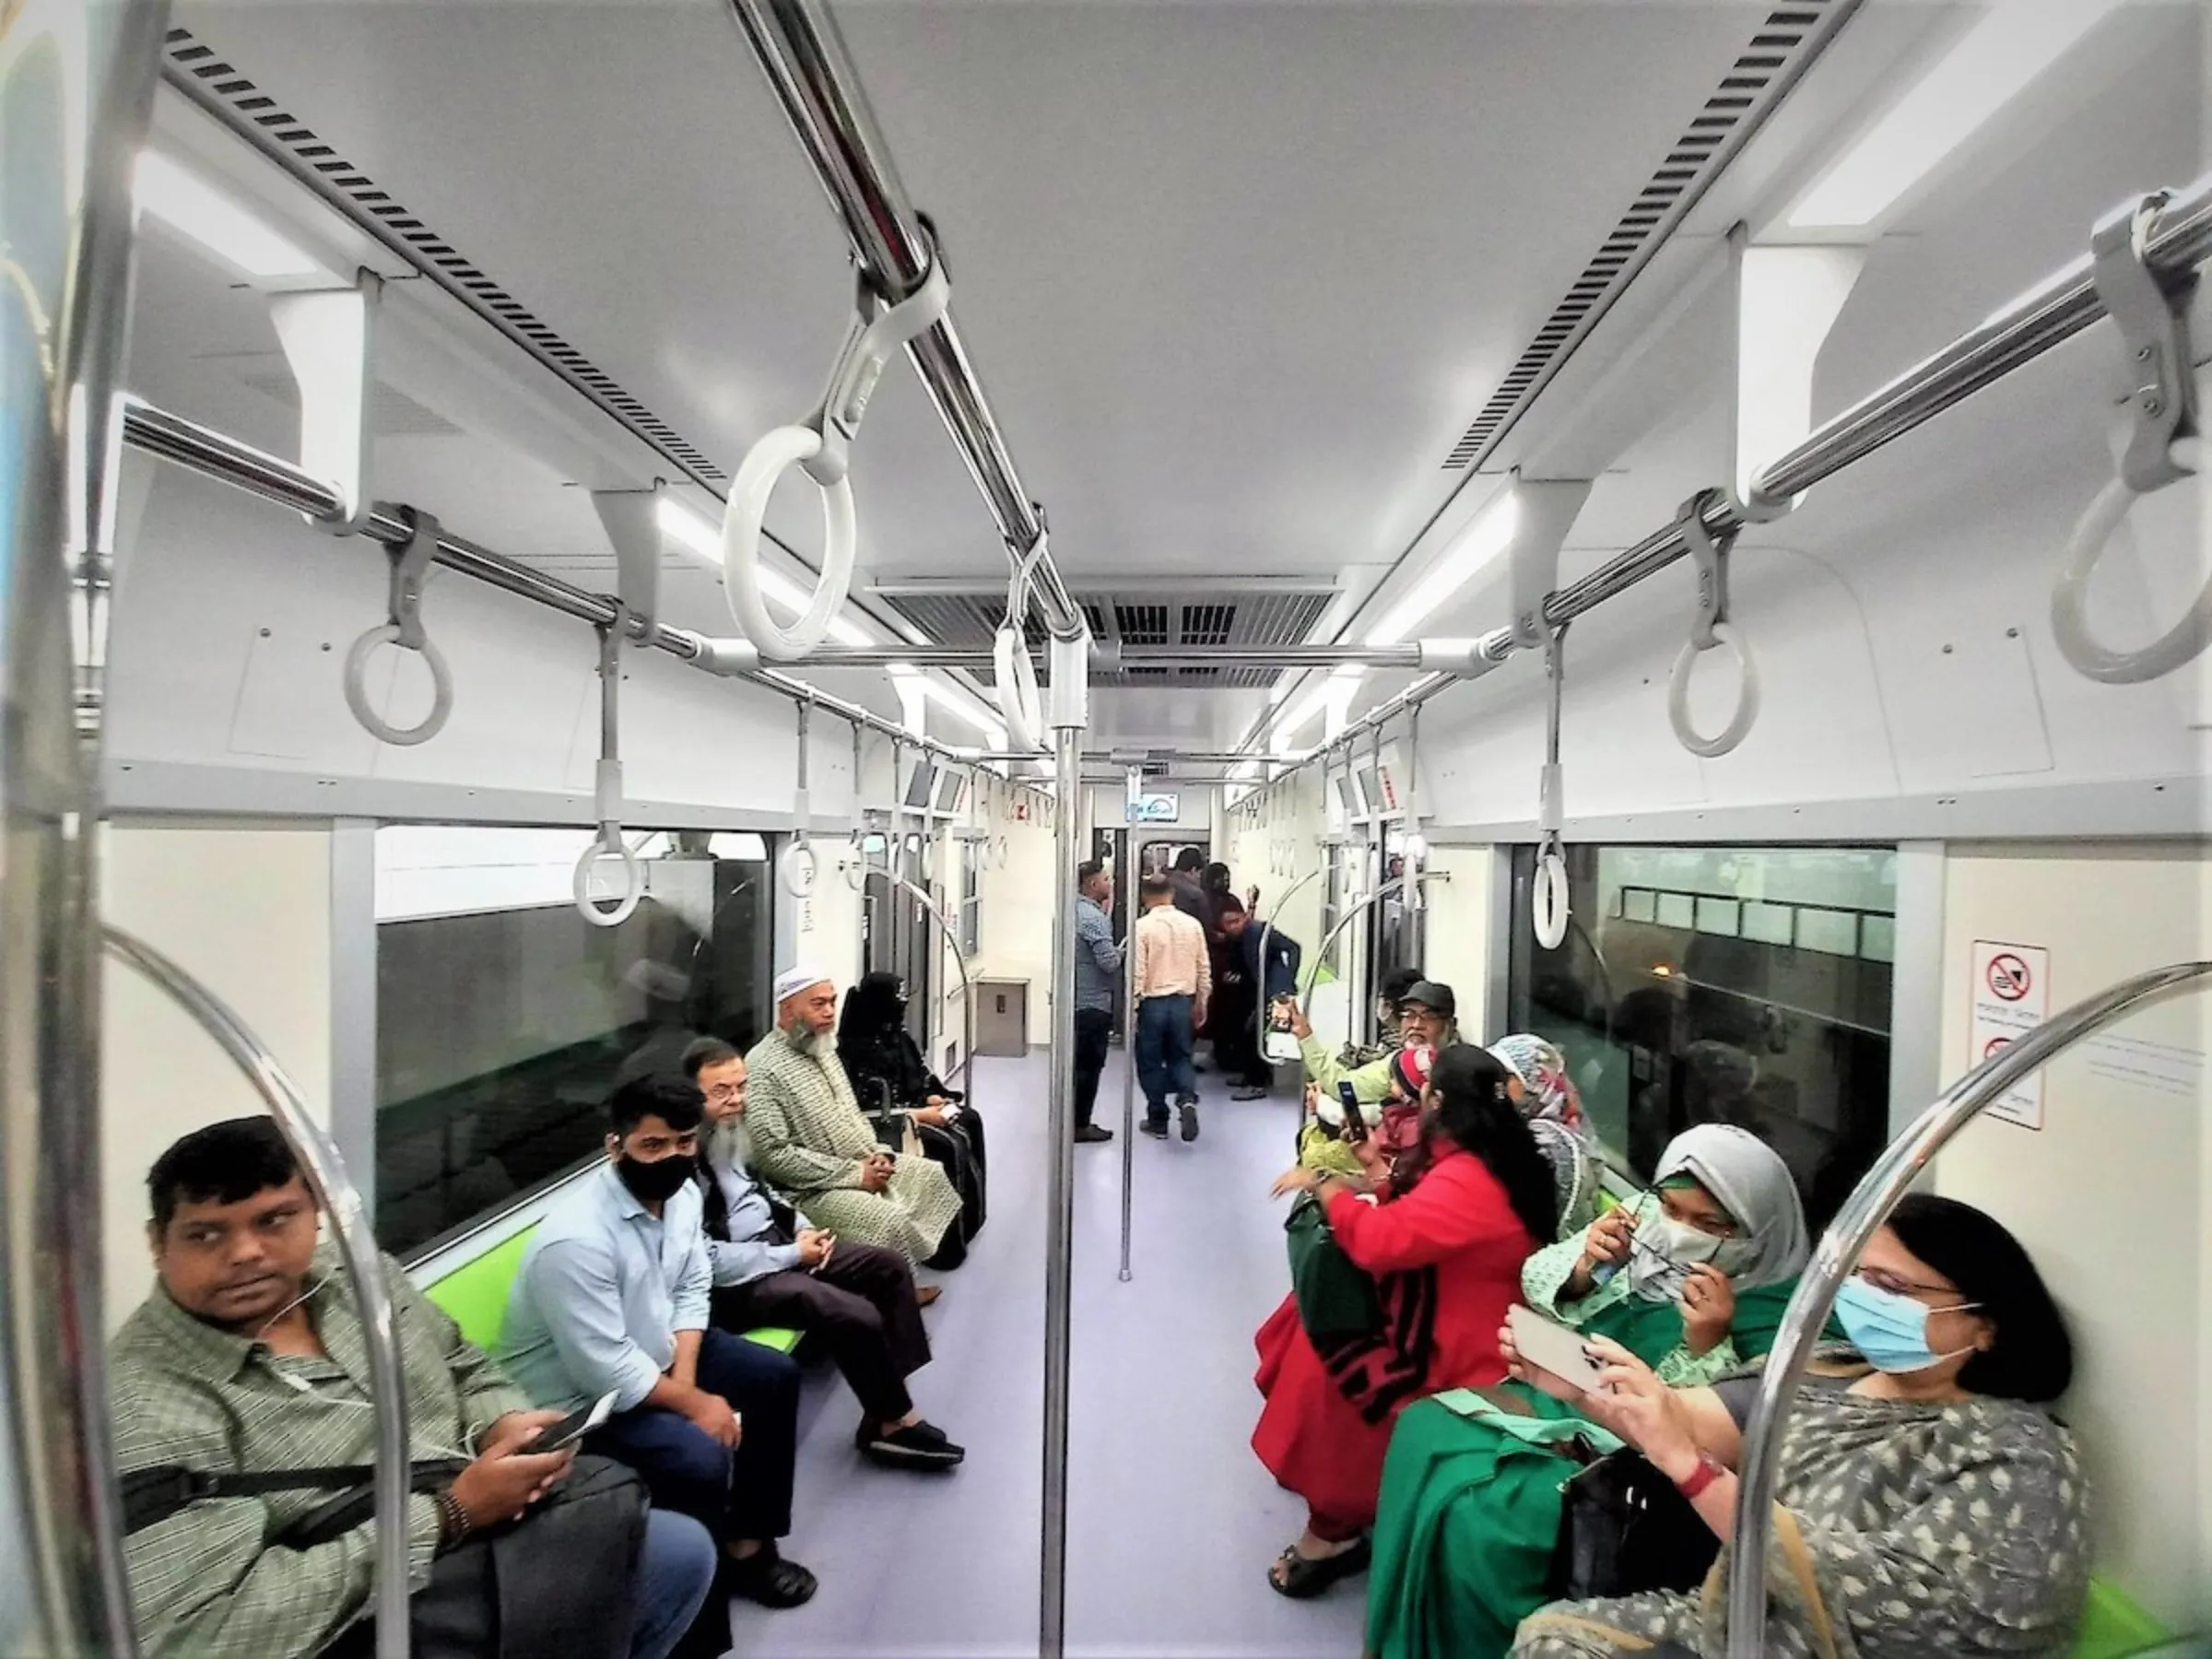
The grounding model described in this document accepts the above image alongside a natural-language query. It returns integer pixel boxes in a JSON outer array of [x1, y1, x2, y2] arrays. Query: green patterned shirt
[[109, 1243, 530, 1656]]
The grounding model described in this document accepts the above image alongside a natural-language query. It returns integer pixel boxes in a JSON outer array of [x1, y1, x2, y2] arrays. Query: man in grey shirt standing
[[1071, 860, 1123, 1143]]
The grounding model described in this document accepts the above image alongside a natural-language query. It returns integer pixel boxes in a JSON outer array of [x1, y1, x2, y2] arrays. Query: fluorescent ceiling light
[[655, 499, 878, 647], [1786, 0, 2126, 229], [1364, 490, 1523, 647], [134, 151, 319, 278]]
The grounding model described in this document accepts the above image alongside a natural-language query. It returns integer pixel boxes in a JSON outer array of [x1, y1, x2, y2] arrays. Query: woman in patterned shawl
[[1505, 1194, 2088, 1659], [1490, 1034, 1605, 1239]]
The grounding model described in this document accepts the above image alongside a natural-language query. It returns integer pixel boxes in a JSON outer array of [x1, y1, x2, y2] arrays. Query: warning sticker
[[1969, 940, 2049, 1130]]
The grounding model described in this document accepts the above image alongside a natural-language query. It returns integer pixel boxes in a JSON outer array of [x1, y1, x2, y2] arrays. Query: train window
[[372, 825, 772, 1258], [1507, 842, 1896, 1231]]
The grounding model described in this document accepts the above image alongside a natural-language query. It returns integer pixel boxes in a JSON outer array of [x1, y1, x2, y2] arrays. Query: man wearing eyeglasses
[[681, 1039, 963, 1473]]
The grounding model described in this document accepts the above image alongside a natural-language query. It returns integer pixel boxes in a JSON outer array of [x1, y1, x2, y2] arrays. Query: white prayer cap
[[772, 966, 834, 1005]]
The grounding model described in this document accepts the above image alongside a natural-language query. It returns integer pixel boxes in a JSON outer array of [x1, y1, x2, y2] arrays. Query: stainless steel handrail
[[5, 5, 165, 1651], [1258, 164, 2212, 781], [1255, 867, 1325, 1054], [1305, 872, 1449, 1006], [1726, 959, 2212, 1658], [878, 871, 978, 1112], [721, 0, 1084, 641], [1040, 724, 1084, 1658], [120, 399, 990, 772], [104, 927, 414, 1659]]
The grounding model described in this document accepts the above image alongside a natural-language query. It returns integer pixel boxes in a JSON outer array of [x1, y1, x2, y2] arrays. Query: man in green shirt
[[109, 1116, 716, 1657]]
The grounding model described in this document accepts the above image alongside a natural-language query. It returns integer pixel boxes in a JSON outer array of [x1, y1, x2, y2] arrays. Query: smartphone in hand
[[523, 1390, 618, 1453]]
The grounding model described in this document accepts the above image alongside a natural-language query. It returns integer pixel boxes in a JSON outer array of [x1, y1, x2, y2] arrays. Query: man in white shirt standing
[[1132, 873, 1211, 1142], [680, 1039, 963, 1472]]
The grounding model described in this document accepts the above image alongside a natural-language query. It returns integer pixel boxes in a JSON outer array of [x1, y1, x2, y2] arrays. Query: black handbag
[[1546, 1444, 1721, 1600], [124, 1453, 649, 1659]]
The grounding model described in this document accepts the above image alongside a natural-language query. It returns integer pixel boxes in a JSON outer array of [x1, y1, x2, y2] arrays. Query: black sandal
[[726, 1546, 818, 1609], [1265, 1536, 1371, 1599]]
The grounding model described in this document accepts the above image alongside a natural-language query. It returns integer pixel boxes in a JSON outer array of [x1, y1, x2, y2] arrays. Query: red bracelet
[[1673, 1452, 1725, 1500]]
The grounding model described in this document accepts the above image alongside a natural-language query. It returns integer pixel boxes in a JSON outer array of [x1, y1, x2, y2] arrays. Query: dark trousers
[[584, 1328, 799, 1545], [1135, 994, 1196, 1121], [710, 1241, 929, 1423], [1072, 1006, 1112, 1129], [1212, 979, 1270, 1088]]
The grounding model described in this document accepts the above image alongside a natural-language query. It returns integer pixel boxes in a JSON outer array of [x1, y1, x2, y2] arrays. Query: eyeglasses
[[702, 1085, 744, 1103], [1853, 1265, 1968, 1303]]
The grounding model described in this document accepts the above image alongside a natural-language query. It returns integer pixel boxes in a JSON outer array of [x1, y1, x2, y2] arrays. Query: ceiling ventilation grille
[[1440, 0, 1860, 470], [882, 587, 1333, 688], [159, 26, 728, 486]]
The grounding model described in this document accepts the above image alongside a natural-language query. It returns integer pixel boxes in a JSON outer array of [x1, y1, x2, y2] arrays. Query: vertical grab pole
[[1, 5, 167, 1653], [1118, 765, 1140, 1283], [1040, 628, 1092, 1659], [104, 930, 414, 1659]]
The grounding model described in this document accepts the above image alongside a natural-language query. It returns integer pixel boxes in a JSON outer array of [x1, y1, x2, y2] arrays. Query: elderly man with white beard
[[741, 968, 966, 1266], [681, 1037, 963, 1472]]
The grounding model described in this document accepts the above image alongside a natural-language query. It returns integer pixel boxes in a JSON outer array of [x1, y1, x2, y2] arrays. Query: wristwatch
[[1673, 1452, 1726, 1500]]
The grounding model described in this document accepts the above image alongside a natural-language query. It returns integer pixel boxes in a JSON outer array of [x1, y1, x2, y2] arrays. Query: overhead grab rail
[[2052, 190, 2210, 684], [719, 234, 949, 660], [1246, 167, 2212, 790], [995, 519, 1051, 752], [574, 619, 645, 927], [343, 505, 453, 747], [1666, 488, 1760, 758], [722, 0, 1086, 642], [1727, 959, 2212, 1659], [105, 925, 415, 1659]]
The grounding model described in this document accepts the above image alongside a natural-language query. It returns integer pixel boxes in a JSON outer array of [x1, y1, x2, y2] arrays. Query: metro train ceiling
[[130, 0, 2189, 752]]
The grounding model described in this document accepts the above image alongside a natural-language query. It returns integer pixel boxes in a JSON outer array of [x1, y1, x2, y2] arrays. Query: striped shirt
[[1134, 902, 1212, 1004], [109, 1242, 528, 1657]]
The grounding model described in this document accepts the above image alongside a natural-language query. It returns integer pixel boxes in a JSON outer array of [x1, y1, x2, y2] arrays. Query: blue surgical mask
[[1833, 1277, 1979, 1375]]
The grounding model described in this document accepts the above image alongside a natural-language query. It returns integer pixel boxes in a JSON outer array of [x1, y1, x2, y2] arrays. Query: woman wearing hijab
[[1364, 1125, 1815, 1659], [1488, 1034, 1604, 1240], [1507, 1194, 2088, 1659], [1254, 1046, 1555, 1602], [836, 971, 988, 1246]]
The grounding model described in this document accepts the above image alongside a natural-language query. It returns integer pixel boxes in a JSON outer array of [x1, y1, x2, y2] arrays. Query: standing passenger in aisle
[[1134, 873, 1211, 1142], [744, 968, 966, 1266], [1071, 859, 1122, 1144], [1214, 896, 1302, 1101], [500, 1075, 819, 1641], [684, 1039, 965, 1470]]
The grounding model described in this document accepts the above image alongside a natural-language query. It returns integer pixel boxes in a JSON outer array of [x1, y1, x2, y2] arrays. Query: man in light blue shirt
[[501, 1074, 818, 1636], [1071, 860, 1122, 1144]]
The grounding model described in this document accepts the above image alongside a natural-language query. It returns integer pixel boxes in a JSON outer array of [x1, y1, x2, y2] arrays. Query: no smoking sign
[[1970, 941, 2048, 1130]]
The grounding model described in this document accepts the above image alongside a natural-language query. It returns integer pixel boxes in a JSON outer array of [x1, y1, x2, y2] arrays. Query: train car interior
[[6, 1, 2212, 1656]]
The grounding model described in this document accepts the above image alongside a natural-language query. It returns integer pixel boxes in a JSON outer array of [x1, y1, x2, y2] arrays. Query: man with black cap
[[1286, 977, 1459, 1115]]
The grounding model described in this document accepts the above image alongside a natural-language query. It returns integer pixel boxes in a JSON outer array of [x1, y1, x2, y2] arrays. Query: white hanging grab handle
[[718, 236, 949, 661], [1533, 850, 1571, 951], [782, 697, 821, 896], [345, 506, 453, 746], [994, 521, 1050, 751], [1665, 491, 1760, 759], [2052, 434, 2210, 683], [1667, 621, 1762, 759], [574, 622, 644, 927]]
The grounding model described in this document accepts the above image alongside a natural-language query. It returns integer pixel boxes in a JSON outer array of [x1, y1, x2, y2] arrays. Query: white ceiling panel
[[166, 0, 1785, 593]]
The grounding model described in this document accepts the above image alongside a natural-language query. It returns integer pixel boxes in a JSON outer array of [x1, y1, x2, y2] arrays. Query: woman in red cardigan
[[1254, 1042, 1558, 1599]]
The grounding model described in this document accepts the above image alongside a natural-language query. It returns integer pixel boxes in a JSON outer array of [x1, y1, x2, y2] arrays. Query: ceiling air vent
[[159, 25, 728, 488], [878, 585, 1332, 688], [1440, 0, 1862, 470]]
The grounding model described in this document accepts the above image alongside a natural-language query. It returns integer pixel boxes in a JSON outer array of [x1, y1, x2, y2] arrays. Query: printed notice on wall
[[1969, 940, 2049, 1130]]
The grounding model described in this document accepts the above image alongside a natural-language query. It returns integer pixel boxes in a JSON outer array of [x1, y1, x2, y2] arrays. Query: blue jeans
[[585, 1327, 801, 1544], [1135, 994, 1196, 1121], [631, 1510, 718, 1659]]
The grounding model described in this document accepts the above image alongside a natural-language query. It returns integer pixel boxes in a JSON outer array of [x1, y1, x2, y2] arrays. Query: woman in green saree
[[1364, 1124, 1813, 1659]]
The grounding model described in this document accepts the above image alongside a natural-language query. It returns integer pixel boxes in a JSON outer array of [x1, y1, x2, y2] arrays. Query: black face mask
[[616, 1152, 696, 1204]]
